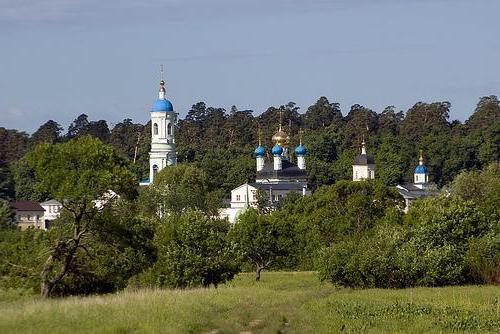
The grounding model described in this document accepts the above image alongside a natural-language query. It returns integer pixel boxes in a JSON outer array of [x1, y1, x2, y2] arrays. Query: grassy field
[[0, 272, 499, 334]]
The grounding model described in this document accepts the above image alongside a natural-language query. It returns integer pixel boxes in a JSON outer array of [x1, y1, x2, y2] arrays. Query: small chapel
[[396, 151, 438, 212]]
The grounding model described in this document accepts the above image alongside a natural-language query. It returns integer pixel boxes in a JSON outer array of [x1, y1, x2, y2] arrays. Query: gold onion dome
[[272, 124, 290, 147]]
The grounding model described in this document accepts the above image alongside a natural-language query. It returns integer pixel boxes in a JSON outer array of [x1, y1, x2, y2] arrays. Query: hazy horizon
[[1, 0, 499, 133]]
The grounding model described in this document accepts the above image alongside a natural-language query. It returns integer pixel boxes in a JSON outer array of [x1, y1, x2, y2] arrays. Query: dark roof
[[398, 183, 423, 192], [10, 201, 45, 212], [396, 183, 439, 199], [256, 160, 307, 181], [353, 154, 375, 165], [249, 182, 306, 191]]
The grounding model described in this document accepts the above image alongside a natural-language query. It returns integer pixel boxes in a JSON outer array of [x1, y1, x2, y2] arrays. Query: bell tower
[[148, 65, 177, 184]]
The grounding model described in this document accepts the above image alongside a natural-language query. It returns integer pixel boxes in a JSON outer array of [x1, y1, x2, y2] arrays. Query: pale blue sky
[[0, 0, 499, 133]]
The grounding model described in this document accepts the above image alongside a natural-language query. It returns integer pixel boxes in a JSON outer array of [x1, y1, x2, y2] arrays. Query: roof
[[256, 160, 307, 181], [353, 154, 375, 165], [151, 99, 173, 112], [396, 183, 439, 199], [249, 182, 306, 191], [40, 199, 62, 206], [10, 201, 45, 212], [415, 165, 428, 174]]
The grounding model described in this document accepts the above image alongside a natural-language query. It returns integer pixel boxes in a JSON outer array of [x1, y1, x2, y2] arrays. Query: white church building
[[220, 118, 310, 223]]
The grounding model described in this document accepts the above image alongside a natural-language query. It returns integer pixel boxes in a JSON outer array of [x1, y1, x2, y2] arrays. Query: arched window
[[167, 123, 172, 136], [153, 123, 158, 135], [153, 165, 159, 178]]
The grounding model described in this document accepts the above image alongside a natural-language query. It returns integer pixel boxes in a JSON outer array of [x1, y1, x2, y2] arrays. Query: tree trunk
[[41, 281, 54, 298], [40, 215, 83, 298], [255, 266, 263, 281]]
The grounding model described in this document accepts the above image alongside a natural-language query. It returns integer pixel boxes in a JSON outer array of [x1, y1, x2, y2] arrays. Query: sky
[[0, 0, 499, 133]]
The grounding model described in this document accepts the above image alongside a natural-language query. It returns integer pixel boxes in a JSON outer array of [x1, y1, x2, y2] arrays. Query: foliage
[[465, 233, 500, 284], [451, 162, 500, 222], [317, 195, 490, 288], [10, 157, 48, 202], [143, 210, 239, 288], [0, 199, 15, 229], [145, 164, 221, 216], [0, 227, 47, 291], [31, 120, 63, 145], [26, 136, 137, 297], [229, 209, 295, 280]]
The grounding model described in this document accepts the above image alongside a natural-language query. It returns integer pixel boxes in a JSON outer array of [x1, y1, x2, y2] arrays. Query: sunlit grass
[[0, 272, 499, 333]]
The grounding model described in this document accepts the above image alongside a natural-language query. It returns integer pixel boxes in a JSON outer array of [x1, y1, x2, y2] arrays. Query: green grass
[[1, 272, 499, 333]]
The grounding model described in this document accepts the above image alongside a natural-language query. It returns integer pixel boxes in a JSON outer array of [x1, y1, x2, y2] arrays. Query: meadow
[[0, 272, 499, 334]]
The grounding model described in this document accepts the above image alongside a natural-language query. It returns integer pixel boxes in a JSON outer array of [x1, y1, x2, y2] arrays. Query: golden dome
[[272, 124, 290, 147]]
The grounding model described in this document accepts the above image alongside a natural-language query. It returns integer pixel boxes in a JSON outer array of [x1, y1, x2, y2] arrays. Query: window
[[167, 123, 172, 136], [355, 171, 358, 179], [236, 195, 241, 201], [153, 123, 158, 135], [27, 215, 31, 220], [153, 165, 159, 178]]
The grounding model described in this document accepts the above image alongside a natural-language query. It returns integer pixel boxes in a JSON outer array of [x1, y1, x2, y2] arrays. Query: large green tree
[[229, 209, 295, 281], [27, 136, 137, 297]]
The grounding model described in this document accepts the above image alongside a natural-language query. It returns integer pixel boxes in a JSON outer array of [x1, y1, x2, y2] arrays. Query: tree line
[[1, 95, 499, 202]]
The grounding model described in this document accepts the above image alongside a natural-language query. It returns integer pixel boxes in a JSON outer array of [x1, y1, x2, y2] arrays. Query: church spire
[[159, 64, 166, 100], [361, 135, 367, 155], [419, 150, 424, 165]]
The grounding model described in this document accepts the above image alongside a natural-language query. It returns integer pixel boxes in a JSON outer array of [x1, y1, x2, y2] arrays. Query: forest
[[0, 95, 499, 297]]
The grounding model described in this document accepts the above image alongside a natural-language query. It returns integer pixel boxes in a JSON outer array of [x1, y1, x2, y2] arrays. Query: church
[[219, 117, 311, 223]]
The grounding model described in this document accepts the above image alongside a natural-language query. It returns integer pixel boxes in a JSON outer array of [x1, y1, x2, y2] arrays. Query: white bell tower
[[148, 66, 177, 184]]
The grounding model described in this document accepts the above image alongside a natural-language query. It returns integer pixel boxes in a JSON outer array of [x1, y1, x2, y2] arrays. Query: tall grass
[[0, 272, 499, 333]]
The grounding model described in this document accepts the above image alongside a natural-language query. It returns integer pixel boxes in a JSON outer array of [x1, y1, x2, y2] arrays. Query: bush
[[317, 196, 489, 288], [465, 233, 500, 284], [148, 210, 239, 288]]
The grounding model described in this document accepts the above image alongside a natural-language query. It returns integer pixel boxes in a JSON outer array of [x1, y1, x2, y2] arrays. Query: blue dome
[[254, 146, 266, 157], [271, 143, 283, 156], [295, 144, 306, 156], [414, 165, 428, 174], [151, 99, 173, 112]]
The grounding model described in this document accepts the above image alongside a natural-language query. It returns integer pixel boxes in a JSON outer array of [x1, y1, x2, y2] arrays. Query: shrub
[[465, 233, 500, 284], [150, 210, 239, 288], [317, 196, 489, 288]]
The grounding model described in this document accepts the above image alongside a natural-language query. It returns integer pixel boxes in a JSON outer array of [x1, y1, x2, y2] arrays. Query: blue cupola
[[414, 151, 429, 184], [254, 145, 266, 157], [151, 80, 174, 112], [295, 144, 306, 156], [271, 143, 283, 156], [414, 165, 428, 174]]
